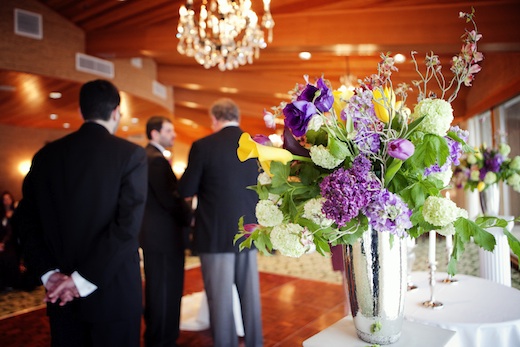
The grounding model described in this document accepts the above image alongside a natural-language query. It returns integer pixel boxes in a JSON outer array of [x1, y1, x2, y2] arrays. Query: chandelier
[[339, 56, 357, 91], [176, 0, 275, 71]]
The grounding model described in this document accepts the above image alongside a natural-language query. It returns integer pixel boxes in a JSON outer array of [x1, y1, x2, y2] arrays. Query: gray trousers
[[199, 250, 263, 347]]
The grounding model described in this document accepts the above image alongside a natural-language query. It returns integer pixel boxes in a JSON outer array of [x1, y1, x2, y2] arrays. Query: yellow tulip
[[237, 133, 293, 176], [332, 89, 353, 121], [372, 86, 396, 123], [477, 181, 486, 192]]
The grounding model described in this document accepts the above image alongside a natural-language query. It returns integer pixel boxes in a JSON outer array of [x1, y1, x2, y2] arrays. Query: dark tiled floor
[[0, 267, 346, 347]]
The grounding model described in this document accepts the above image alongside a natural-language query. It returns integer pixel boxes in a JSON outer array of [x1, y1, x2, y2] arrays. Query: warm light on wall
[[173, 161, 187, 177], [18, 160, 31, 176]]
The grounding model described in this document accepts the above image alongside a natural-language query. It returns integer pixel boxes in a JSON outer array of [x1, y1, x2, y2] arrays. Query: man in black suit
[[179, 98, 263, 347], [140, 116, 191, 347], [15, 79, 147, 347]]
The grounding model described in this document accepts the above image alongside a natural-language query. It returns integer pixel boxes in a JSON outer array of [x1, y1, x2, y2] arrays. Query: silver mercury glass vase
[[479, 183, 500, 216], [344, 226, 407, 345]]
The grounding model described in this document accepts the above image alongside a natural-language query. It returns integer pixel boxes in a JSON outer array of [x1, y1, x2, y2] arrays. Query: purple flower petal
[[283, 100, 316, 137], [388, 139, 415, 160]]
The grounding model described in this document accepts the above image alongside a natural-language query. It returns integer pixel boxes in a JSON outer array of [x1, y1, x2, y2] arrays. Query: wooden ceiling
[[2, 0, 520, 148]]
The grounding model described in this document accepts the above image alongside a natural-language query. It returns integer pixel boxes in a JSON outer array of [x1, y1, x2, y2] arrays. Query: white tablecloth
[[405, 271, 520, 347], [302, 316, 457, 347]]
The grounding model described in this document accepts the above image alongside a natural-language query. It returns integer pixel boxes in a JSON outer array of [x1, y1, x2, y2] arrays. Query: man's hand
[[44, 272, 80, 306]]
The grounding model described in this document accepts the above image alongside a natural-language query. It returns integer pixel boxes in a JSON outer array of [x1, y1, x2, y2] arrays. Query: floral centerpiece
[[453, 142, 520, 192], [235, 8, 520, 274]]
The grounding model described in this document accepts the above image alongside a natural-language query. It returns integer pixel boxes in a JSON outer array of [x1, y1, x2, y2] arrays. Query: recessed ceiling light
[[299, 51, 312, 60], [394, 53, 406, 63], [122, 125, 129, 131], [63, 123, 70, 129], [131, 118, 139, 124], [49, 92, 62, 99], [50, 113, 58, 120]]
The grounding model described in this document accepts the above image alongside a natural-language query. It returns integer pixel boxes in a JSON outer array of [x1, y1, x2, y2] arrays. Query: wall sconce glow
[[394, 53, 406, 63], [178, 118, 198, 128], [274, 92, 291, 99], [185, 83, 202, 90], [299, 51, 312, 60], [183, 101, 199, 109], [219, 87, 239, 94], [172, 161, 187, 176], [18, 160, 31, 176], [119, 93, 130, 118], [49, 92, 62, 99], [50, 113, 58, 120]]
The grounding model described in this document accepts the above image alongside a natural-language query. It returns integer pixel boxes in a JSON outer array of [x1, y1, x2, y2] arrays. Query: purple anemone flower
[[297, 77, 334, 113], [283, 100, 316, 137]]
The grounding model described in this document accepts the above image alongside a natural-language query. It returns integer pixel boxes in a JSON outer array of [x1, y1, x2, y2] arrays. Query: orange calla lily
[[237, 133, 293, 176]]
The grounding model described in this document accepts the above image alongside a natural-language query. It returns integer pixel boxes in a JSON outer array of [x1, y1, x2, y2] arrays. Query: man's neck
[[214, 120, 239, 132], [85, 119, 115, 134], [149, 141, 166, 153]]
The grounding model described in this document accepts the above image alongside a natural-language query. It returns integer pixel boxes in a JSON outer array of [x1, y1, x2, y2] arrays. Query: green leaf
[[457, 218, 496, 251], [384, 158, 403, 187], [306, 129, 328, 146], [328, 136, 351, 159], [404, 114, 426, 137], [270, 161, 290, 188], [505, 229, 520, 261], [298, 162, 322, 185], [409, 134, 449, 169]]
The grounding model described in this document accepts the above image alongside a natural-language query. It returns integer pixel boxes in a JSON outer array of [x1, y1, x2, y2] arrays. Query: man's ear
[[150, 128, 159, 141], [112, 106, 121, 122]]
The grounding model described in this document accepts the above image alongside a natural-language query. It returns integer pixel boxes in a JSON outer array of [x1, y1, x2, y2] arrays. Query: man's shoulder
[[195, 126, 242, 144]]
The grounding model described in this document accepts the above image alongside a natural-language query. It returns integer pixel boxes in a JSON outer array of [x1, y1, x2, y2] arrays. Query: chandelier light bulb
[[176, 0, 275, 71]]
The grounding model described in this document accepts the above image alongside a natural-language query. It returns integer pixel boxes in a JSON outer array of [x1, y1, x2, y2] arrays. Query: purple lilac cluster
[[362, 189, 412, 237], [481, 148, 505, 180], [342, 89, 383, 154], [282, 78, 334, 137], [425, 126, 469, 176], [320, 156, 380, 227]]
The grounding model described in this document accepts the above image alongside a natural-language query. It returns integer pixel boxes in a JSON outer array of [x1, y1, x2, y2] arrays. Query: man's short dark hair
[[79, 80, 120, 121], [146, 116, 171, 140], [210, 98, 240, 122]]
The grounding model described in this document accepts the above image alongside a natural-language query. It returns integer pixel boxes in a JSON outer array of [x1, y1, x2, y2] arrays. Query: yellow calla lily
[[372, 86, 396, 123], [237, 133, 293, 176]]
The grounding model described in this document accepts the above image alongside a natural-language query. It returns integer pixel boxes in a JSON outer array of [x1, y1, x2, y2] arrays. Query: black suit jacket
[[139, 144, 191, 253], [16, 122, 147, 322], [178, 126, 259, 253]]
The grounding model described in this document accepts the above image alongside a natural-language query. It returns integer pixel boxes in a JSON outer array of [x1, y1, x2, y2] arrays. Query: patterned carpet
[[1, 234, 519, 320]]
